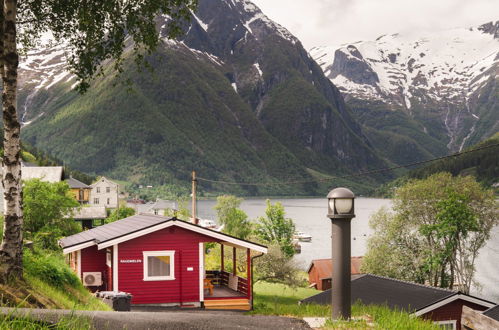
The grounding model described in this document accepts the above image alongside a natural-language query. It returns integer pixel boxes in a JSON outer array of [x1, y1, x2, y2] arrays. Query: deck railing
[[206, 270, 248, 296]]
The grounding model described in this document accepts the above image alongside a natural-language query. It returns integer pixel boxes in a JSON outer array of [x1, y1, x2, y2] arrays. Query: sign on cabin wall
[[120, 259, 142, 263]]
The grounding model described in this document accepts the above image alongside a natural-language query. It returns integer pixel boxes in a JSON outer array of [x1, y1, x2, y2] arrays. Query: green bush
[[33, 228, 64, 251], [24, 249, 79, 288]]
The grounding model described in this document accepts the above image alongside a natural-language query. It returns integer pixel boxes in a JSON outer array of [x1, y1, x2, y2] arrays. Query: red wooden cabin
[[60, 214, 267, 310]]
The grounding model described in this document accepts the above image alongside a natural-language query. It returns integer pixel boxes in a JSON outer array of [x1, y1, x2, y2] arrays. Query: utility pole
[[191, 171, 198, 225]]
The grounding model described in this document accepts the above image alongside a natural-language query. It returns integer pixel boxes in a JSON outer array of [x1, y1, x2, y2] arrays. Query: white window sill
[[143, 277, 175, 281]]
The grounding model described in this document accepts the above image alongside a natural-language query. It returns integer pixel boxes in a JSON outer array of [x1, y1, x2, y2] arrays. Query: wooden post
[[221, 244, 224, 272], [246, 248, 251, 300], [232, 247, 237, 275], [191, 171, 198, 225]]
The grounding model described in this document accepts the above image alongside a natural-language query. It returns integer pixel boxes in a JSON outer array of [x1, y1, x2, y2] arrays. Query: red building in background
[[60, 214, 267, 310], [308, 257, 363, 290]]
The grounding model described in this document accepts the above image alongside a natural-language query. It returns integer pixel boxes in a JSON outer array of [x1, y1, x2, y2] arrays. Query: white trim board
[[77, 250, 81, 279], [113, 244, 118, 292], [62, 241, 95, 254], [199, 242, 204, 303], [97, 220, 268, 253], [414, 294, 495, 316]]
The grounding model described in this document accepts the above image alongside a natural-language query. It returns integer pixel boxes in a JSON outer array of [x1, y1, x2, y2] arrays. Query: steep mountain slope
[[18, 0, 389, 196], [407, 132, 499, 188], [311, 21, 498, 165]]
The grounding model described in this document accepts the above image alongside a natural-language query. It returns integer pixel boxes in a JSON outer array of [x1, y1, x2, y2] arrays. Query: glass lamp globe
[[332, 198, 353, 214]]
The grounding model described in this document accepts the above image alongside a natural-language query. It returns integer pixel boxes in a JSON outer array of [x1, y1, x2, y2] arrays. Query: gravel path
[[0, 307, 311, 330]]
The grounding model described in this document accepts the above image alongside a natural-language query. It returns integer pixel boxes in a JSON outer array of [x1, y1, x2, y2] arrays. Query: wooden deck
[[204, 298, 250, 310], [205, 286, 246, 298]]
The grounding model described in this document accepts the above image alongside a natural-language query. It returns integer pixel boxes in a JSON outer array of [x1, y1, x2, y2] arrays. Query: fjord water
[[196, 197, 499, 302]]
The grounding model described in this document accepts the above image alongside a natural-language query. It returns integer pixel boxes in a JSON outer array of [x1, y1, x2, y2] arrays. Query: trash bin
[[96, 291, 132, 311]]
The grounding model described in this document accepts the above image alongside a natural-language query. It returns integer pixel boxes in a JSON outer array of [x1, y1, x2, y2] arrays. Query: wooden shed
[[59, 214, 267, 310], [308, 257, 363, 290]]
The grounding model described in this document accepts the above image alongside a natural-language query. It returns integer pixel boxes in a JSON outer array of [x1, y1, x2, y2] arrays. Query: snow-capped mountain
[[17, 0, 390, 195], [311, 21, 498, 155]]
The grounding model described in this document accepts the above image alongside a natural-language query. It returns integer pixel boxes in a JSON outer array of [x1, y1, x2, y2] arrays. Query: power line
[[196, 142, 499, 186]]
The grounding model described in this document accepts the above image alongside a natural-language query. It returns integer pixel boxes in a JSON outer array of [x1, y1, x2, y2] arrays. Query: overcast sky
[[251, 0, 499, 49]]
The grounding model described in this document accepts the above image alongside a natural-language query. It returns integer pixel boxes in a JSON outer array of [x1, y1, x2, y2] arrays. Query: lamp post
[[327, 187, 355, 320]]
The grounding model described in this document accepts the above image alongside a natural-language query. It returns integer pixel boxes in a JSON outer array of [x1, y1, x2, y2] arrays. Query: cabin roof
[[91, 176, 118, 187], [66, 177, 91, 189], [307, 257, 363, 278], [484, 305, 499, 321], [59, 214, 267, 254], [300, 273, 456, 312], [301, 274, 496, 314]]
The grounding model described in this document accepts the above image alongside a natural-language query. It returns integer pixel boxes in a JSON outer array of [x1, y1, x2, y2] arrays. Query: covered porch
[[202, 242, 260, 310]]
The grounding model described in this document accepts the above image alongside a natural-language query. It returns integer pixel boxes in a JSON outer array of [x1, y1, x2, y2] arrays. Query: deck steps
[[204, 299, 250, 310]]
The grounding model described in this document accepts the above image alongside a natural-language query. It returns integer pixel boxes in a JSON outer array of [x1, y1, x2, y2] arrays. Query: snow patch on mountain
[[310, 23, 498, 107], [228, 0, 298, 44], [254, 62, 263, 76]]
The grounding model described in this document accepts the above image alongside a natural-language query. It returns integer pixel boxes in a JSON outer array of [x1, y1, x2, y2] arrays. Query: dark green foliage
[[23, 249, 79, 288], [23, 179, 80, 244], [408, 133, 499, 188], [21, 142, 97, 185], [255, 200, 295, 258], [348, 98, 449, 167], [22, 48, 318, 196], [364, 173, 497, 292], [106, 207, 136, 224], [214, 195, 252, 239], [376, 133, 499, 197]]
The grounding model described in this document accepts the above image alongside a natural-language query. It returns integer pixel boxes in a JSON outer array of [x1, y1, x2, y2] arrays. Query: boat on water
[[293, 231, 312, 242], [198, 218, 218, 230]]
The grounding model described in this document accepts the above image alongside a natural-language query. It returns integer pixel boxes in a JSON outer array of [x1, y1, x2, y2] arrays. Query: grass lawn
[[251, 282, 439, 329]]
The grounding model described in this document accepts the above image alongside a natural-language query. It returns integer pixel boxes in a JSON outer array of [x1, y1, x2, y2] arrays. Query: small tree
[[23, 179, 80, 250], [23, 179, 80, 237], [214, 195, 252, 239], [106, 207, 135, 224], [255, 200, 295, 258], [363, 173, 498, 292], [253, 245, 303, 287]]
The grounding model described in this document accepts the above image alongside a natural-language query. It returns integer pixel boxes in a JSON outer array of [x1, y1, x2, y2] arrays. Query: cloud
[[252, 0, 498, 49]]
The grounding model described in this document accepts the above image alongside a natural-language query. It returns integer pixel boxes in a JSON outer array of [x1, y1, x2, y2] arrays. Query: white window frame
[[143, 251, 175, 281], [434, 320, 456, 330]]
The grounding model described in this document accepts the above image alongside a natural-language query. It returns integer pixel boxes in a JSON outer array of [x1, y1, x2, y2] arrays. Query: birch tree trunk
[[0, 0, 22, 282]]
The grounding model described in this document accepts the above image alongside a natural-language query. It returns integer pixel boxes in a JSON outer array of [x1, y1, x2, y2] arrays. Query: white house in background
[[144, 199, 178, 216], [90, 177, 119, 209]]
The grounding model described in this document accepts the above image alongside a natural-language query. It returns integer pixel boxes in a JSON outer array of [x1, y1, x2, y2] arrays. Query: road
[[0, 307, 311, 329]]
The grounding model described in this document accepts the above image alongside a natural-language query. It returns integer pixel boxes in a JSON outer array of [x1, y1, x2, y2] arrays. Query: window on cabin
[[96, 187, 101, 193], [154, 209, 158, 215], [435, 320, 456, 330], [106, 187, 110, 193], [143, 251, 175, 281], [79, 189, 84, 201], [94, 198, 99, 204], [107, 198, 110, 205]]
